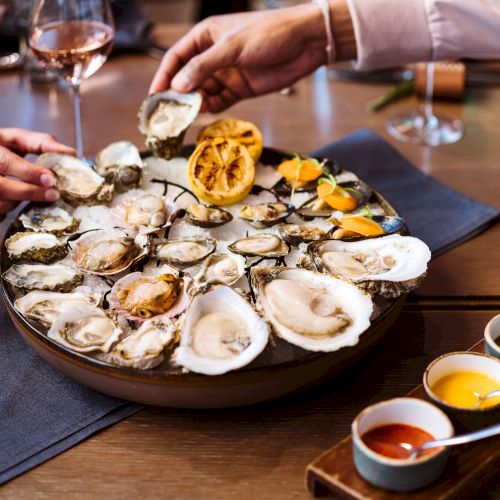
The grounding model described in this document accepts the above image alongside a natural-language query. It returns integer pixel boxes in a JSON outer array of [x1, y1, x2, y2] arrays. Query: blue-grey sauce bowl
[[485, 314, 500, 359], [352, 397, 454, 492]]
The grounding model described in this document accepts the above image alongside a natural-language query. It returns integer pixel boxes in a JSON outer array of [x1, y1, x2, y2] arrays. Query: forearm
[[346, 0, 500, 70]]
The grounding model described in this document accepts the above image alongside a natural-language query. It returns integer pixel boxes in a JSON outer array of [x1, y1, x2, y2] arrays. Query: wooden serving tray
[[306, 341, 500, 499]]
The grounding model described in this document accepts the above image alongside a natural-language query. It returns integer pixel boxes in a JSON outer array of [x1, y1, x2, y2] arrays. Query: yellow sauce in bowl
[[431, 371, 500, 409]]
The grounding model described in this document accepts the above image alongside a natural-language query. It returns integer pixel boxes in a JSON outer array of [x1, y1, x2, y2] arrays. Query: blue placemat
[[311, 129, 499, 255], [1, 128, 498, 486]]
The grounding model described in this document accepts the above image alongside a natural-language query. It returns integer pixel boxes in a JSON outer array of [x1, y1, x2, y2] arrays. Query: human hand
[[0, 128, 75, 221], [150, 4, 328, 112]]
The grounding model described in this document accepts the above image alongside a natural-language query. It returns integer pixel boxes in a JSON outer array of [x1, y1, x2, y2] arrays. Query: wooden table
[[0, 24, 499, 499]]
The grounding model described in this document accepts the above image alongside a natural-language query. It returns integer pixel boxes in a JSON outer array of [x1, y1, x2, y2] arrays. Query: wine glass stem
[[71, 82, 83, 157], [423, 62, 437, 130]]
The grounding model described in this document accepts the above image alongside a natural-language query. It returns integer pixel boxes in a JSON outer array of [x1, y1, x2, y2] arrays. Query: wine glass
[[29, 0, 115, 157], [386, 63, 464, 146]]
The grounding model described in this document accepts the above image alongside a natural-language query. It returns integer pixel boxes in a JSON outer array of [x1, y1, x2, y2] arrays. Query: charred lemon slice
[[197, 118, 263, 162], [187, 137, 255, 206]]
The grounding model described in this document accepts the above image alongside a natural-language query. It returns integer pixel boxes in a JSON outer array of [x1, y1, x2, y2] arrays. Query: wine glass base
[[387, 112, 464, 146]]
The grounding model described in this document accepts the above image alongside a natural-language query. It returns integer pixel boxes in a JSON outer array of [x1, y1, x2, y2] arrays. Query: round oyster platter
[[0, 97, 431, 408]]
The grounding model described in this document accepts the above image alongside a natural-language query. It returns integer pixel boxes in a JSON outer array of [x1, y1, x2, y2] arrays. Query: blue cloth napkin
[[1, 128, 498, 486], [0, 304, 141, 485], [311, 129, 499, 255]]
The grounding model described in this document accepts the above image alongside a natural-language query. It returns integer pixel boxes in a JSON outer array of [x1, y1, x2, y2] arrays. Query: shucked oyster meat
[[154, 238, 216, 267], [19, 206, 79, 236], [239, 203, 294, 229], [138, 90, 202, 159], [186, 203, 233, 228], [252, 267, 373, 352], [110, 317, 176, 370], [175, 285, 269, 375], [194, 253, 246, 287], [95, 141, 143, 192], [2, 263, 83, 292], [15, 290, 101, 326], [108, 272, 189, 322], [70, 229, 148, 276], [228, 233, 289, 258], [37, 154, 113, 205], [5, 231, 67, 263], [48, 304, 122, 353], [307, 234, 431, 298]]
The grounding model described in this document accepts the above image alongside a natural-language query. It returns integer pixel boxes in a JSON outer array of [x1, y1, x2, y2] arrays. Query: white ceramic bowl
[[423, 352, 500, 429], [352, 397, 454, 492]]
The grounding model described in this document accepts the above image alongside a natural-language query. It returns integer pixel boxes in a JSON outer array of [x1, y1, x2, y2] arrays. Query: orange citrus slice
[[187, 137, 255, 206], [317, 183, 357, 211], [197, 118, 263, 162], [278, 156, 323, 187], [328, 214, 384, 236]]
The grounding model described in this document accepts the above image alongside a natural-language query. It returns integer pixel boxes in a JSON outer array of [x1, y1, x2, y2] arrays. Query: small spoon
[[400, 422, 500, 460], [471, 389, 500, 409]]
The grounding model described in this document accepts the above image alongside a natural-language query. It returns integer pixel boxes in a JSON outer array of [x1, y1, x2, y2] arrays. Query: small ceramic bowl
[[484, 314, 500, 359], [423, 352, 500, 431], [352, 398, 454, 492]]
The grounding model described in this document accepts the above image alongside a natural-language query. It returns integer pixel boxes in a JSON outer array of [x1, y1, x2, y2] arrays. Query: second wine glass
[[29, 0, 115, 157]]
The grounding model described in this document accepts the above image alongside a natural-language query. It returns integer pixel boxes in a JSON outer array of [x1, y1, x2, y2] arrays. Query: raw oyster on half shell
[[185, 203, 233, 228], [109, 317, 177, 369], [95, 141, 143, 191], [239, 202, 294, 229], [113, 193, 174, 233], [15, 290, 101, 326], [5, 231, 67, 263], [48, 304, 122, 353], [252, 267, 373, 352], [138, 90, 202, 159], [19, 207, 79, 236], [194, 253, 246, 287], [37, 154, 113, 205], [154, 238, 216, 267], [175, 285, 269, 375], [277, 223, 329, 246], [228, 233, 289, 258], [307, 234, 431, 298], [70, 229, 148, 276], [2, 263, 83, 292], [108, 272, 190, 322]]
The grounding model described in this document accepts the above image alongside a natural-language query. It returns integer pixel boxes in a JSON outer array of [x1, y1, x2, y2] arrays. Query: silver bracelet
[[312, 0, 335, 65]]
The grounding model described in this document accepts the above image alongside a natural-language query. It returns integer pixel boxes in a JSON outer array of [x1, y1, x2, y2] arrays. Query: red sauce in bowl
[[361, 424, 435, 459]]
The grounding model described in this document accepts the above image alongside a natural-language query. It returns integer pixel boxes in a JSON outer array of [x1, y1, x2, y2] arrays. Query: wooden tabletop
[[0, 23, 499, 499]]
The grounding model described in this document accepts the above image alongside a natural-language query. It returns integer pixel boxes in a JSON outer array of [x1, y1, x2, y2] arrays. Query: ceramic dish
[[352, 397, 454, 492], [423, 352, 500, 430], [484, 314, 500, 359], [1, 147, 409, 408]]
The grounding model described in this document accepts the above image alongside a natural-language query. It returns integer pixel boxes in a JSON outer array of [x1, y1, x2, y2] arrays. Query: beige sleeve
[[347, 0, 500, 70]]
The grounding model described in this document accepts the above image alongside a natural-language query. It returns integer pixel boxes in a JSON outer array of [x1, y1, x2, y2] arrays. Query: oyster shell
[[109, 317, 176, 369], [308, 234, 431, 298], [15, 290, 101, 326], [108, 272, 190, 322], [328, 212, 406, 240], [70, 229, 148, 276], [95, 141, 143, 191], [252, 267, 373, 352], [194, 253, 246, 287], [19, 207, 79, 236], [2, 263, 83, 292], [5, 231, 67, 263], [175, 285, 269, 375], [37, 154, 113, 205], [239, 203, 294, 229], [186, 203, 233, 228], [138, 90, 202, 159], [154, 238, 216, 267], [277, 223, 329, 246], [228, 233, 289, 258], [48, 305, 122, 353], [113, 194, 174, 233]]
